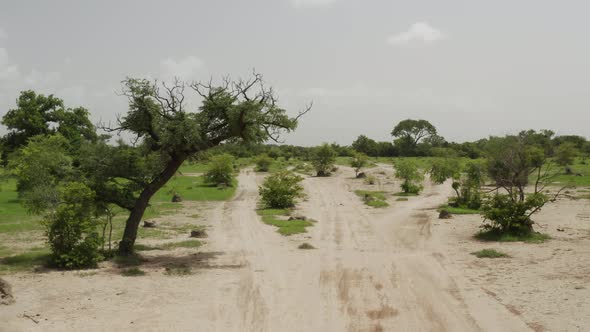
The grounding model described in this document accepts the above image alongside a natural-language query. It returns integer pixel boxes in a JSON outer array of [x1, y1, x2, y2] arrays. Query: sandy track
[[1, 167, 531, 331]]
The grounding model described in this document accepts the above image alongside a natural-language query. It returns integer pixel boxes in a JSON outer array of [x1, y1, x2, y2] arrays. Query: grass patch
[[393, 192, 419, 197], [152, 175, 237, 202], [257, 209, 313, 236], [471, 249, 510, 258], [439, 205, 480, 215], [75, 271, 98, 277], [113, 254, 145, 267], [298, 243, 316, 249], [0, 248, 51, 273], [396, 197, 409, 201], [121, 267, 146, 277], [0, 178, 43, 234], [135, 240, 203, 251], [475, 231, 551, 244], [164, 264, 192, 276], [355, 190, 389, 208]]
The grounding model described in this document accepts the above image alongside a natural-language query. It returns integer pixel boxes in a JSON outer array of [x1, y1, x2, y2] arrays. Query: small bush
[[471, 249, 509, 258], [298, 243, 316, 249], [255, 154, 273, 172], [394, 160, 424, 194], [204, 154, 235, 186], [259, 171, 304, 209], [311, 144, 337, 177], [350, 152, 368, 177], [364, 175, 376, 185]]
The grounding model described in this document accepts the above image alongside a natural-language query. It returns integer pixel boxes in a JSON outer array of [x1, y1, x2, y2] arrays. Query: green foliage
[[364, 175, 376, 185], [394, 160, 424, 194], [439, 205, 480, 215], [259, 171, 304, 209], [555, 142, 578, 166], [480, 193, 548, 236], [257, 209, 313, 236], [475, 230, 550, 243], [255, 153, 273, 172], [391, 119, 437, 156], [44, 182, 103, 269], [355, 190, 389, 208], [429, 158, 460, 184], [470, 249, 509, 258], [451, 161, 485, 210], [311, 143, 337, 176], [298, 243, 316, 249], [204, 153, 235, 186], [350, 152, 369, 176]]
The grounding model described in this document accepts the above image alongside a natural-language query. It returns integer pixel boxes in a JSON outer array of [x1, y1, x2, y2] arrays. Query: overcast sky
[[0, 0, 589, 145]]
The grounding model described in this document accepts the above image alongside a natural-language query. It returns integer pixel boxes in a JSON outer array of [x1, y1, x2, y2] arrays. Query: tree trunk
[[118, 156, 186, 255]]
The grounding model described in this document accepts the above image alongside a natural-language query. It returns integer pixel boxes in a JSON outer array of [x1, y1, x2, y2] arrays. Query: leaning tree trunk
[[118, 156, 186, 255]]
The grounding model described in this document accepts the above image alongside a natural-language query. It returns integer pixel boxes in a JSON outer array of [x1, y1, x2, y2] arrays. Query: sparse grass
[[354, 190, 389, 208], [471, 249, 510, 258], [475, 231, 551, 243], [153, 175, 237, 202], [0, 248, 50, 273], [396, 197, 409, 201], [121, 267, 146, 277], [75, 271, 98, 277], [438, 205, 480, 215], [298, 243, 316, 249], [135, 240, 203, 251], [257, 209, 313, 236], [113, 254, 145, 267], [164, 264, 192, 276], [393, 192, 419, 197]]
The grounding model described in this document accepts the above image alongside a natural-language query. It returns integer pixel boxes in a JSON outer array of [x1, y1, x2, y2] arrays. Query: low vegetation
[[257, 209, 313, 236], [470, 249, 509, 258], [121, 267, 146, 277], [393, 159, 424, 194], [259, 171, 304, 209], [475, 231, 551, 243], [355, 190, 389, 208]]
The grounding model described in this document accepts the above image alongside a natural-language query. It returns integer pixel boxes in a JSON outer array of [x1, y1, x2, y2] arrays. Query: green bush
[[259, 171, 304, 209], [311, 144, 336, 177], [255, 154, 273, 172], [350, 152, 368, 177], [44, 182, 103, 269], [394, 160, 424, 194], [204, 153, 235, 186], [480, 193, 547, 235], [429, 158, 460, 184]]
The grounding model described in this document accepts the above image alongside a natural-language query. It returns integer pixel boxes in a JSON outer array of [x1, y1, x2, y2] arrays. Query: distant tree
[[429, 158, 460, 184], [554, 142, 578, 167], [255, 153, 273, 172], [350, 152, 369, 177], [351, 135, 379, 156], [391, 119, 437, 156], [452, 161, 485, 209], [311, 143, 337, 177], [394, 159, 424, 194]]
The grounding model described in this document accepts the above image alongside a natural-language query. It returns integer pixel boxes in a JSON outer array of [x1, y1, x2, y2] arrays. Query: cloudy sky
[[1, 0, 589, 145]]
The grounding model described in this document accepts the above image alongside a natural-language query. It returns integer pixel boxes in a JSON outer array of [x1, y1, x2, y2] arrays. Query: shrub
[[480, 193, 548, 235], [429, 158, 460, 184], [350, 152, 368, 177], [364, 175, 376, 185], [204, 153, 235, 186], [311, 143, 336, 177], [470, 249, 509, 258], [255, 154, 273, 172], [394, 160, 424, 194], [259, 171, 304, 209], [44, 182, 103, 269]]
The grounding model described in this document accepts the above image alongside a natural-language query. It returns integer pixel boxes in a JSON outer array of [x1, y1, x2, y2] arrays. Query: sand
[[1, 166, 588, 331]]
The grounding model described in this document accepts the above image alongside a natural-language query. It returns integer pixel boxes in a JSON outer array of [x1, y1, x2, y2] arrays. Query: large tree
[[102, 73, 309, 254], [391, 119, 437, 156]]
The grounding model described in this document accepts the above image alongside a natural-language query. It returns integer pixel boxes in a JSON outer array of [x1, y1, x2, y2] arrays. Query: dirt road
[[1, 167, 532, 331]]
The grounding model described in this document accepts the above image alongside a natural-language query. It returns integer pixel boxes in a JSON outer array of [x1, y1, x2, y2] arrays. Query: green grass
[[257, 209, 313, 236], [395, 197, 409, 201], [121, 267, 146, 276], [0, 178, 43, 234], [135, 239, 202, 251], [471, 249, 509, 258], [0, 248, 51, 273], [439, 205, 480, 215], [152, 175, 237, 202], [475, 231, 551, 244], [113, 254, 145, 267], [393, 192, 419, 197], [164, 264, 192, 276], [354, 190, 389, 208]]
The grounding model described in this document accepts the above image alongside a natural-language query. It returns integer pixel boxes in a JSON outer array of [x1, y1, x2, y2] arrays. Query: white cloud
[[387, 22, 446, 45], [160, 55, 204, 80], [291, 0, 338, 8]]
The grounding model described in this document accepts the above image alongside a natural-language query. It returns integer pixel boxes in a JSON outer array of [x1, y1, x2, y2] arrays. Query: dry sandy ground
[[1, 166, 589, 331]]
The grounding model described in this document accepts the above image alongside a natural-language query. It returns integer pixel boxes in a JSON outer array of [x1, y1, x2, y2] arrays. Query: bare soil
[[1, 167, 588, 331]]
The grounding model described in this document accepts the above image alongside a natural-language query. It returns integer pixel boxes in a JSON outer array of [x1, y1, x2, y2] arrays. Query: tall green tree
[[102, 74, 309, 254], [391, 119, 437, 156]]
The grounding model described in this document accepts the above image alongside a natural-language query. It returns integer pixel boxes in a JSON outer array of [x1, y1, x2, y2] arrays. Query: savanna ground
[[1, 158, 589, 331]]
